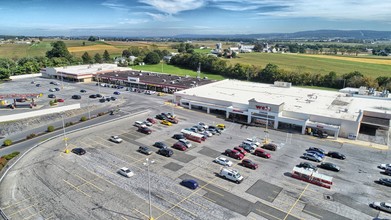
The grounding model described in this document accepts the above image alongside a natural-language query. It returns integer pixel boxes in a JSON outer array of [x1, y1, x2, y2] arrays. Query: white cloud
[[139, 0, 206, 14], [119, 18, 149, 25], [101, 0, 129, 12]]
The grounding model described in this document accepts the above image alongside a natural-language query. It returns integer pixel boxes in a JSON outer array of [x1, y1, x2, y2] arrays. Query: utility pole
[[143, 158, 155, 220]]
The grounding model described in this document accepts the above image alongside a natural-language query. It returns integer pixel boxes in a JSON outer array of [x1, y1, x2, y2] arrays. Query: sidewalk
[[332, 138, 389, 150]]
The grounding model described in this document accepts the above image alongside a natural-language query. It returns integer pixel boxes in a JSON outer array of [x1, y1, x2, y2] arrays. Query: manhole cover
[[324, 194, 334, 201]]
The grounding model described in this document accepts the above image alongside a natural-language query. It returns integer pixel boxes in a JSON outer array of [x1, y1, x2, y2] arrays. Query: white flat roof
[[53, 64, 129, 75], [176, 79, 391, 120]]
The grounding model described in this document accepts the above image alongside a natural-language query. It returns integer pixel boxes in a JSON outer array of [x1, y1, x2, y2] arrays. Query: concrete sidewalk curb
[[332, 139, 389, 150]]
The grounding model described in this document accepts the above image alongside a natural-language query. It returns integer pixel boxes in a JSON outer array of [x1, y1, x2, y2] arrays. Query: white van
[[134, 121, 145, 127], [219, 167, 243, 183]]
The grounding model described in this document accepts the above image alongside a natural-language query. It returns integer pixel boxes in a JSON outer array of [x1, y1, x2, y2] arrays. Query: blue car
[[181, 179, 199, 190], [113, 91, 121, 95], [306, 150, 325, 158]]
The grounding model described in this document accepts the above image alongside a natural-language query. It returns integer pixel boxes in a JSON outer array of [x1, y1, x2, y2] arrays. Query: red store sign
[[256, 105, 271, 111]]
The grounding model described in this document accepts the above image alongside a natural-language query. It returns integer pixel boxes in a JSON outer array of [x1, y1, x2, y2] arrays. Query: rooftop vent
[[162, 79, 166, 82]]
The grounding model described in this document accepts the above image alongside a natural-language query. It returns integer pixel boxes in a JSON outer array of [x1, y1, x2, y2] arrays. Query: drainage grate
[[324, 194, 334, 201]]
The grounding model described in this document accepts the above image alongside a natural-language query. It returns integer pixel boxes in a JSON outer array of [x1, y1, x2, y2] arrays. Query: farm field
[[132, 63, 225, 80], [227, 52, 391, 77]]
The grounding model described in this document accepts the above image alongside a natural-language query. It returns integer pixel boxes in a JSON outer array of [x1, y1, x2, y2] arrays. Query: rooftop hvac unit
[[171, 81, 175, 84], [274, 81, 291, 88], [162, 79, 166, 82]]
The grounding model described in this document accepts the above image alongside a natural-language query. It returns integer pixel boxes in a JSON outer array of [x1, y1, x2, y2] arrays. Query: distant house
[[163, 56, 172, 62], [114, 57, 126, 64], [129, 56, 137, 62]]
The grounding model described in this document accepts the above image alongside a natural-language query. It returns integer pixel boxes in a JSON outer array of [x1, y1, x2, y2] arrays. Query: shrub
[[3, 139, 12, 146], [80, 116, 87, 122], [65, 122, 74, 127], [47, 125, 55, 132], [3, 152, 19, 160], [97, 112, 105, 116], [26, 133, 37, 139]]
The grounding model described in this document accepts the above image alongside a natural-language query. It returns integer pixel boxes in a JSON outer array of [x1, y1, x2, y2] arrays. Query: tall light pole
[[143, 158, 155, 220], [61, 113, 68, 152]]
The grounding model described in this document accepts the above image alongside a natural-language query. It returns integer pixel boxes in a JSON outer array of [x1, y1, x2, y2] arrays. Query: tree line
[[170, 53, 391, 90]]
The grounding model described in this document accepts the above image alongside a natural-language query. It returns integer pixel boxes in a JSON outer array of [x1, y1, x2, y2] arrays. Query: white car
[[198, 122, 208, 129], [378, 163, 391, 170], [214, 156, 233, 167], [370, 202, 391, 213], [246, 138, 260, 147], [143, 121, 153, 126], [201, 130, 213, 137], [118, 167, 134, 177], [179, 139, 192, 148], [110, 135, 123, 143], [49, 88, 56, 92]]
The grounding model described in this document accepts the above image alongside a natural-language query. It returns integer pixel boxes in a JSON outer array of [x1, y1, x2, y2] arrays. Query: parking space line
[[44, 214, 55, 220], [120, 215, 128, 220], [200, 195, 216, 203], [133, 208, 149, 219], [165, 189, 208, 210], [188, 173, 230, 191], [249, 217, 257, 220], [256, 208, 281, 220], [74, 174, 104, 192], [62, 179, 91, 198], [283, 183, 309, 220], [202, 187, 225, 197], [78, 160, 116, 186], [23, 208, 45, 220], [1, 196, 36, 209], [8, 203, 38, 217], [154, 195, 198, 217]]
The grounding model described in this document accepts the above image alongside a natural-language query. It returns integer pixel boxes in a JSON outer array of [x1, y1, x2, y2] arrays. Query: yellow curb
[[332, 139, 389, 150]]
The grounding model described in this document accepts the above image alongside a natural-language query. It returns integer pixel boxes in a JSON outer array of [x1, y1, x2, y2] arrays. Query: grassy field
[[227, 53, 391, 77], [131, 63, 225, 80]]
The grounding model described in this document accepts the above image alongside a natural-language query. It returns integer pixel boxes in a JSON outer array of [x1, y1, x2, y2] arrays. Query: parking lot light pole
[[61, 113, 69, 152], [143, 158, 155, 220]]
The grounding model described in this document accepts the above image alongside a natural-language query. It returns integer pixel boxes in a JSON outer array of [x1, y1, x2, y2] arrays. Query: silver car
[[370, 202, 391, 213]]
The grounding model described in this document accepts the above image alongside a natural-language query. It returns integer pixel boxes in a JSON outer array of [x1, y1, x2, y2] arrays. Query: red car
[[167, 117, 179, 124], [57, 98, 65, 102], [172, 142, 187, 151], [224, 149, 244, 160], [234, 146, 247, 155], [147, 118, 157, 124], [138, 127, 152, 134], [241, 159, 259, 170], [254, 148, 271, 158]]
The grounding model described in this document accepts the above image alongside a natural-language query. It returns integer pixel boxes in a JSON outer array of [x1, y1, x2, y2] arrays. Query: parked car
[[105, 97, 111, 102], [208, 126, 221, 134], [118, 167, 134, 178], [57, 98, 64, 102], [296, 162, 318, 171], [48, 94, 56, 98], [110, 135, 123, 143], [216, 124, 226, 129], [80, 89, 87, 93], [99, 98, 105, 103], [197, 122, 208, 129], [214, 156, 233, 167], [378, 163, 391, 170], [114, 91, 121, 95], [110, 96, 117, 101], [239, 141, 256, 153], [219, 167, 243, 184], [153, 142, 167, 149], [161, 120, 172, 126], [54, 87, 60, 91], [312, 129, 329, 138], [155, 114, 167, 120], [224, 149, 244, 160], [370, 202, 391, 213], [50, 81, 55, 84], [138, 146, 153, 155], [307, 147, 327, 155], [234, 146, 247, 155], [138, 127, 152, 134], [327, 151, 346, 160], [143, 121, 153, 126], [246, 138, 260, 147], [241, 159, 259, 170], [262, 143, 278, 151], [201, 130, 213, 137], [378, 178, 391, 187], [96, 94, 102, 98], [385, 168, 391, 176], [172, 134, 185, 140], [172, 142, 187, 151], [254, 148, 271, 158], [158, 148, 173, 157], [302, 152, 322, 162], [167, 117, 179, 124], [180, 179, 199, 190], [147, 118, 157, 124], [178, 139, 192, 148], [36, 84, 41, 87], [49, 88, 56, 92], [72, 95, 81, 99], [71, 148, 86, 155], [306, 150, 325, 158], [207, 127, 219, 135], [318, 162, 340, 172]]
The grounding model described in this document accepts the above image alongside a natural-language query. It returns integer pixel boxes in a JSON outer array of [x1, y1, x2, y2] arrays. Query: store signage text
[[255, 105, 271, 111]]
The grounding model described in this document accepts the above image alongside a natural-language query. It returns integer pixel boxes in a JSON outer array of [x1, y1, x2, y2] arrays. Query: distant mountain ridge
[[174, 30, 391, 40]]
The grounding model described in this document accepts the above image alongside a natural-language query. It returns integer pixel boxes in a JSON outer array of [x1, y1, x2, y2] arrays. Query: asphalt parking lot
[[1, 77, 391, 220]]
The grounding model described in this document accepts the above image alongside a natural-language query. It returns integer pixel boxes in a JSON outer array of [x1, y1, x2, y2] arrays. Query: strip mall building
[[174, 80, 391, 142]]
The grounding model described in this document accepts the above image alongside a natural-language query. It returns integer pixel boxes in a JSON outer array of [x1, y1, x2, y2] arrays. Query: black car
[[379, 178, 391, 187], [80, 89, 87, 93], [138, 146, 152, 155], [105, 97, 111, 102], [54, 87, 60, 91], [110, 96, 117, 101], [327, 151, 346, 160], [36, 84, 41, 87], [319, 162, 340, 172], [48, 94, 56, 98], [153, 142, 167, 149], [156, 114, 167, 120], [50, 81, 55, 84], [99, 98, 106, 103], [307, 147, 326, 155], [96, 94, 102, 98], [172, 134, 185, 140], [71, 148, 86, 155], [89, 94, 97, 98], [296, 162, 318, 171], [72, 95, 81, 99], [158, 148, 173, 157]]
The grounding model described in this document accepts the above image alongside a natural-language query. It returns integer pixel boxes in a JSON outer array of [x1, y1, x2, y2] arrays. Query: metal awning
[[361, 116, 390, 128]]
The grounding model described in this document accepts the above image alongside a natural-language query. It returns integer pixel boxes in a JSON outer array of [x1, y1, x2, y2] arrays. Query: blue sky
[[0, 0, 390, 36]]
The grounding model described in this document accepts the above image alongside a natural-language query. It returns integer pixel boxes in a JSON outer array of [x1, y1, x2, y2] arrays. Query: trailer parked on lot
[[181, 129, 205, 143], [291, 166, 333, 189]]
